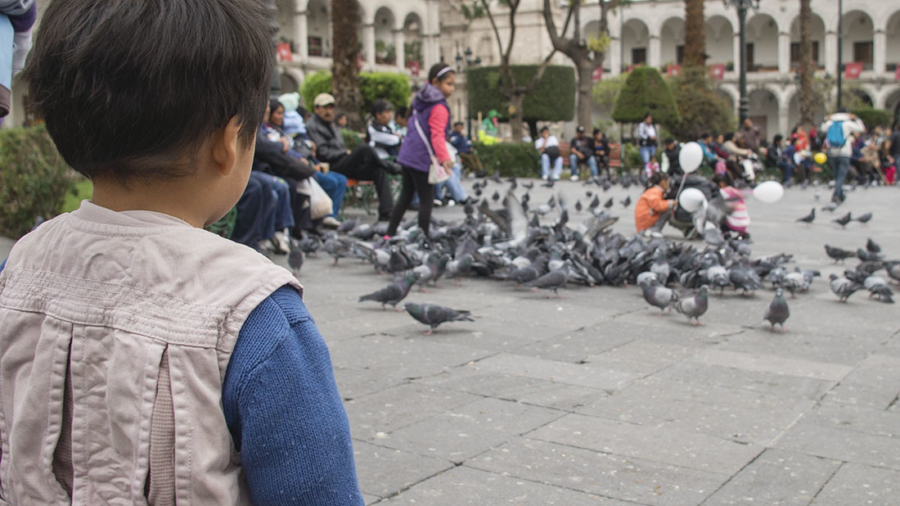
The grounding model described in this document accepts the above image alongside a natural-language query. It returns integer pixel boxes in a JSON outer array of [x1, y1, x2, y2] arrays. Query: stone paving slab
[[809, 462, 900, 506], [800, 400, 900, 438], [772, 422, 900, 471], [687, 349, 854, 382], [577, 376, 815, 446], [700, 448, 841, 506], [653, 361, 839, 401], [379, 397, 564, 463], [468, 437, 730, 506], [380, 466, 627, 505], [352, 440, 454, 500], [820, 354, 900, 410], [529, 414, 764, 476], [467, 353, 641, 391]]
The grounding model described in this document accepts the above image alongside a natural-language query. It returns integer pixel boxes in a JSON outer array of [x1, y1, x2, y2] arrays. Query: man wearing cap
[[307, 93, 397, 221], [568, 126, 597, 181]]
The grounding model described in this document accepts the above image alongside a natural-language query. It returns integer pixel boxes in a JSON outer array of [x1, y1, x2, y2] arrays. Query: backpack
[[826, 121, 845, 149]]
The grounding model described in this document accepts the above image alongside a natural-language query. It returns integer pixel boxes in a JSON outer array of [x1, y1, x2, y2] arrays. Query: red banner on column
[[276, 43, 292, 62], [592, 66, 604, 82], [894, 65, 900, 82], [845, 62, 862, 80], [666, 64, 682, 76], [709, 64, 726, 80], [407, 60, 420, 77]]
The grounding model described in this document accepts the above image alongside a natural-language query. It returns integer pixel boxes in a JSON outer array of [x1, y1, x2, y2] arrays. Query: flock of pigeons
[[283, 173, 898, 334]]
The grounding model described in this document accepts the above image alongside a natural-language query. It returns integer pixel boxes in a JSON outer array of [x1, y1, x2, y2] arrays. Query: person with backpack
[[820, 108, 866, 203]]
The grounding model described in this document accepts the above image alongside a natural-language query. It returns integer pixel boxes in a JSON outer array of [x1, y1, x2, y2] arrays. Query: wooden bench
[[344, 178, 376, 216]]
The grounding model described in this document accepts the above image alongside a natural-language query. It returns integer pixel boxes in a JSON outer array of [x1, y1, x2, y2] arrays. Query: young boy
[[0, 1, 363, 504]]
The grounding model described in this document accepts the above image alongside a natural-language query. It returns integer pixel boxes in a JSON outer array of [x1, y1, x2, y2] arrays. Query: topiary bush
[[668, 66, 735, 141], [467, 65, 576, 123], [472, 142, 540, 177], [301, 71, 411, 117], [851, 108, 892, 131], [612, 67, 680, 129], [0, 125, 76, 239]]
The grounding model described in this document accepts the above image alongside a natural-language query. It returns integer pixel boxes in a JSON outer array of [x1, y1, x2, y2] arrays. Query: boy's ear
[[210, 116, 242, 176]]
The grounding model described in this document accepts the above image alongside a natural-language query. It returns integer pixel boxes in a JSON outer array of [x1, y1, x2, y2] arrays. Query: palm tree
[[332, 0, 364, 129], [798, 0, 815, 127], [683, 0, 705, 68]]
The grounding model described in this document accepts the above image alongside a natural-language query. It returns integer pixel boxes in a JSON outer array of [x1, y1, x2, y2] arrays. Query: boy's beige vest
[[0, 201, 301, 505]]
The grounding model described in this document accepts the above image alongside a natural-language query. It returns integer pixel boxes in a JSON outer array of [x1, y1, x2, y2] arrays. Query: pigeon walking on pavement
[[824, 245, 855, 263], [640, 280, 679, 314], [404, 303, 474, 335], [829, 274, 862, 302], [833, 212, 852, 229], [796, 208, 815, 225], [287, 238, 305, 274], [675, 285, 709, 326], [525, 267, 568, 298], [359, 271, 420, 310], [855, 212, 872, 225], [763, 288, 790, 332]]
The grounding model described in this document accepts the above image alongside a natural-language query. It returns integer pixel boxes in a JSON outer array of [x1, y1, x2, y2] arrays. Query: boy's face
[[375, 110, 393, 125], [454, 124, 464, 133], [541, 130, 549, 138], [396, 114, 408, 127]]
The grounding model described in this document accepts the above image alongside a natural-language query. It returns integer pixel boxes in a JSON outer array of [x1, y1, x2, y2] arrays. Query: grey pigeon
[[359, 271, 420, 310], [603, 197, 614, 209], [675, 285, 709, 326], [640, 280, 679, 314], [855, 212, 872, 224], [620, 196, 631, 208], [829, 274, 862, 302], [511, 264, 541, 286], [865, 238, 881, 254], [796, 208, 815, 225], [886, 262, 900, 283], [821, 201, 839, 213], [824, 245, 854, 263], [650, 249, 670, 285], [833, 212, 852, 228], [729, 257, 763, 295], [575, 200, 583, 212], [780, 271, 807, 297], [404, 303, 474, 335], [287, 238, 304, 274], [763, 288, 790, 331], [767, 267, 786, 288], [863, 276, 894, 303], [525, 267, 568, 298]]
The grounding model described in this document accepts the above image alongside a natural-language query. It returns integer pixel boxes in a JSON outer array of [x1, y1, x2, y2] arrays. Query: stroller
[[664, 175, 726, 240]]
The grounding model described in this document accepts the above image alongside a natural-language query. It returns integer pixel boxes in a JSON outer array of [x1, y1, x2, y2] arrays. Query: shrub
[[341, 129, 364, 151], [851, 108, 892, 130], [472, 142, 540, 177], [300, 71, 411, 117], [592, 75, 624, 117], [612, 67, 680, 128], [668, 66, 735, 141], [622, 142, 643, 171], [467, 65, 576, 123], [0, 125, 75, 239]]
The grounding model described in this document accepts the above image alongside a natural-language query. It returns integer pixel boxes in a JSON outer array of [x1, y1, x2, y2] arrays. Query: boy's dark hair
[[335, 113, 347, 122], [700, 132, 710, 140], [773, 134, 783, 144], [724, 133, 735, 142], [24, 0, 275, 183], [428, 63, 455, 83], [372, 99, 393, 114], [540, 126, 549, 133], [649, 172, 668, 186], [395, 106, 409, 119], [593, 128, 601, 136], [297, 106, 309, 119], [453, 121, 464, 128], [665, 137, 675, 145]]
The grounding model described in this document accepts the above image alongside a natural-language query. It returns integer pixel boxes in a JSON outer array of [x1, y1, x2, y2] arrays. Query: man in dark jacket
[[568, 126, 597, 181], [664, 138, 683, 176], [253, 128, 315, 235], [307, 93, 396, 221]]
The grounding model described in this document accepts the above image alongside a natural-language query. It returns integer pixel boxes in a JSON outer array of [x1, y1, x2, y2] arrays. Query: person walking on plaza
[[535, 126, 563, 180], [387, 63, 456, 239], [1, 0, 364, 503], [637, 113, 658, 169], [307, 92, 397, 221], [568, 126, 597, 181], [821, 107, 866, 203]]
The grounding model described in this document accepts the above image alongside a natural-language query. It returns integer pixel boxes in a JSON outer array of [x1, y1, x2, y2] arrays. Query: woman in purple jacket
[[386, 63, 456, 238]]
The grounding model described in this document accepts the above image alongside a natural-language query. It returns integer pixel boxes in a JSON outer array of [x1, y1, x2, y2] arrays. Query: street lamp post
[[836, 0, 843, 109], [724, 0, 760, 124]]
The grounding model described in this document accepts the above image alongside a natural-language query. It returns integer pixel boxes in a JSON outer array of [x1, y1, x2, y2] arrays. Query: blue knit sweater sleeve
[[223, 286, 364, 506]]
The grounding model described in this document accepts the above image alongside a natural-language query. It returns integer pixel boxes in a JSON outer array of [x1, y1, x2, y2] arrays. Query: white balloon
[[679, 188, 707, 213], [752, 180, 784, 204], [679, 142, 704, 173]]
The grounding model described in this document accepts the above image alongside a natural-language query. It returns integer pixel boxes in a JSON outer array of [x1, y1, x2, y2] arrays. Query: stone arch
[[789, 12, 826, 69], [659, 17, 685, 66], [705, 15, 734, 66], [403, 12, 425, 68], [885, 10, 900, 69], [748, 87, 779, 140], [622, 18, 650, 67], [306, 0, 331, 57], [746, 13, 779, 70], [885, 89, 900, 123], [279, 72, 300, 94], [373, 6, 396, 64], [583, 20, 602, 42], [842, 10, 874, 70]]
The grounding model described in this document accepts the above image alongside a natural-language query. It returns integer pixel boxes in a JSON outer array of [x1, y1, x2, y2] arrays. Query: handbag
[[413, 112, 451, 185], [297, 177, 334, 220]]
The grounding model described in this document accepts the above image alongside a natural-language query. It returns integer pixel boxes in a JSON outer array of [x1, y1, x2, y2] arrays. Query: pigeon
[[796, 208, 815, 225], [767, 267, 786, 288], [821, 201, 839, 213], [857, 248, 882, 263], [863, 276, 894, 303], [322, 235, 352, 264], [491, 190, 500, 202], [359, 271, 420, 310], [829, 274, 862, 302], [296, 234, 321, 256], [510, 264, 542, 286], [886, 262, 900, 284], [640, 280, 679, 314], [525, 267, 568, 298], [541, 178, 556, 188], [729, 257, 763, 295], [575, 200, 583, 212], [404, 303, 474, 335], [620, 196, 631, 208], [588, 195, 600, 211], [866, 238, 881, 254], [287, 238, 304, 274], [855, 212, 872, 224], [824, 245, 855, 263], [522, 181, 534, 190], [650, 249, 670, 285], [780, 271, 807, 297], [585, 190, 593, 197], [603, 197, 614, 209], [675, 285, 709, 326], [763, 288, 790, 332], [833, 212, 852, 228]]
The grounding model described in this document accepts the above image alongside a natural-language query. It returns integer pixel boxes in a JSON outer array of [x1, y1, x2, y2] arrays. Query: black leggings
[[387, 165, 433, 237]]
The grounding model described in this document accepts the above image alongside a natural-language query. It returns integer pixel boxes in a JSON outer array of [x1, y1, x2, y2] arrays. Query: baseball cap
[[576, 126, 585, 133], [314, 93, 336, 107]]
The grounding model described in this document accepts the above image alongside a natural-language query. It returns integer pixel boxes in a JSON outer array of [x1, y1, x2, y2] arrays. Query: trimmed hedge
[[473, 142, 540, 177], [668, 66, 734, 141], [300, 71, 411, 116], [0, 126, 75, 239], [852, 107, 892, 130], [467, 65, 576, 122], [612, 67, 680, 127]]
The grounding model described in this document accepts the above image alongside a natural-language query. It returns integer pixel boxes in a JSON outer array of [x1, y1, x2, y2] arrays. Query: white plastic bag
[[297, 177, 333, 220]]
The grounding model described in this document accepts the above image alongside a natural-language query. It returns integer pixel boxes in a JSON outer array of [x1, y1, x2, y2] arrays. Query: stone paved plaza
[[3, 181, 900, 505]]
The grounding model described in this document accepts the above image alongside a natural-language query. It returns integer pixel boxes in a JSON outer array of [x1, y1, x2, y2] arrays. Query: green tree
[[301, 71, 411, 118], [668, 67, 734, 140], [332, 0, 364, 130], [592, 75, 624, 116], [683, 0, 705, 67], [798, 0, 815, 126], [612, 67, 680, 130]]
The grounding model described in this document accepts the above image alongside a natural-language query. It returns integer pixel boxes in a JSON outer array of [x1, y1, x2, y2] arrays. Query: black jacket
[[306, 114, 347, 164], [253, 129, 315, 181]]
